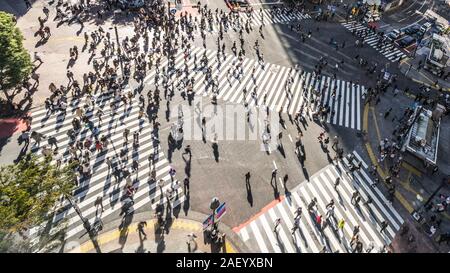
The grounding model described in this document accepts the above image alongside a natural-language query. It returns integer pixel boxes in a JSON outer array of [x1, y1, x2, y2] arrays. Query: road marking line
[[278, 177, 284, 189], [232, 196, 285, 233], [401, 162, 422, 177]]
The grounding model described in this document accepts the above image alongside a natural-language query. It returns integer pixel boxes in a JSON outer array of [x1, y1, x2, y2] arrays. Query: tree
[[0, 11, 32, 110], [0, 154, 76, 252]]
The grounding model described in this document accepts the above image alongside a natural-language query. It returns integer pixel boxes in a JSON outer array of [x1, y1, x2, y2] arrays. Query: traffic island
[[67, 210, 249, 253]]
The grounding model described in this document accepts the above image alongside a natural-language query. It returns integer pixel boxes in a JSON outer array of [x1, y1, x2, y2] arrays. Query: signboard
[[202, 214, 214, 230], [215, 202, 227, 221]]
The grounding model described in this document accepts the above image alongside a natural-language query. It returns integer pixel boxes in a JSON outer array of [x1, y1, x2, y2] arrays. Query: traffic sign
[[202, 214, 214, 230], [214, 202, 227, 221], [170, 8, 177, 14]]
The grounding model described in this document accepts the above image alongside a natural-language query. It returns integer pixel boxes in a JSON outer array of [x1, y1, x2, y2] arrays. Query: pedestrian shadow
[[246, 181, 253, 207], [66, 58, 76, 69], [118, 213, 134, 250], [335, 190, 345, 209], [274, 232, 286, 253], [183, 155, 191, 177], [212, 142, 219, 162], [156, 238, 166, 253], [183, 192, 190, 216], [300, 116, 308, 129], [163, 214, 174, 235], [353, 204, 367, 222], [325, 151, 333, 163], [301, 165, 310, 181], [292, 235, 301, 253], [172, 196, 181, 219], [297, 226, 309, 249], [277, 144, 286, 158]]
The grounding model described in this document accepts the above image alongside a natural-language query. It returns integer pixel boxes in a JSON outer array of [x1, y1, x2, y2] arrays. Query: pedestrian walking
[[183, 177, 190, 194], [94, 196, 104, 214], [273, 218, 281, 233], [380, 220, 388, 233], [291, 218, 300, 236], [137, 221, 147, 240], [338, 219, 345, 231], [334, 177, 340, 190]]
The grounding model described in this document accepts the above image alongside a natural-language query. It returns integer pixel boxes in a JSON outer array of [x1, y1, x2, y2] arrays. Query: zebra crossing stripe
[[331, 168, 395, 244], [287, 72, 303, 115], [269, 68, 291, 110], [305, 179, 355, 251], [259, 213, 282, 253], [314, 174, 376, 245], [228, 60, 259, 102], [282, 199, 320, 252], [28, 100, 185, 241], [351, 84, 356, 129], [276, 203, 308, 252], [317, 171, 385, 247], [345, 82, 350, 128], [264, 66, 286, 107], [250, 221, 270, 253], [356, 85, 362, 130], [249, 64, 277, 107], [267, 208, 295, 253], [217, 58, 250, 99], [341, 21, 407, 62], [338, 160, 401, 232], [298, 185, 346, 253], [337, 80, 344, 126], [291, 191, 330, 251], [357, 167, 404, 225], [139, 45, 364, 130], [322, 169, 390, 245], [239, 226, 250, 242]]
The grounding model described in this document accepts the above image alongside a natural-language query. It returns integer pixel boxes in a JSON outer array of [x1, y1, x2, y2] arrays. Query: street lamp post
[[210, 197, 220, 229]]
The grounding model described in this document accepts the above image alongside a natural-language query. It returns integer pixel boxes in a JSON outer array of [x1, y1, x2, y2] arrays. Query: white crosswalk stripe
[[148, 47, 363, 130], [197, 8, 311, 35], [341, 21, 407, 62], [26, 93, 185, 244], [235, 151, 404, 253]]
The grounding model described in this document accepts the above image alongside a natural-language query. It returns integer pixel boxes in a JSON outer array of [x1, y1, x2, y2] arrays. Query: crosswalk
[[197, 8, 311, 34], [147, 46, 364, 130], [228, 8, 311, 27], [27, 91, 186, 244], [341, 21, 407, 62], [234, 151, 404, 253]]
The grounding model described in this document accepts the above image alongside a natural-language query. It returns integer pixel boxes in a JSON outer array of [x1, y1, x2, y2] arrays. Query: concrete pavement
[[67, 210, 248, 253]]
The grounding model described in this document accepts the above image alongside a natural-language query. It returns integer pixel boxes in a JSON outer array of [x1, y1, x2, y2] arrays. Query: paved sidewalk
[[399, 55, 450, 93], [67, 210, 249, 253], [361, 87, 450, 253]]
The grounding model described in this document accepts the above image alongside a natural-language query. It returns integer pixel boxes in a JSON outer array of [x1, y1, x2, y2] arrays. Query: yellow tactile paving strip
[[72, 218, 237, 253]]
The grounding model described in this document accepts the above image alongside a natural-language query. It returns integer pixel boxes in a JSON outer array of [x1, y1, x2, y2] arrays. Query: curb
[[69, 209, 251, 253]]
